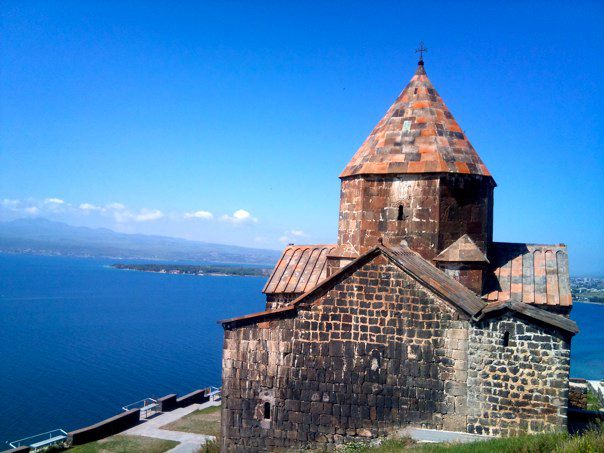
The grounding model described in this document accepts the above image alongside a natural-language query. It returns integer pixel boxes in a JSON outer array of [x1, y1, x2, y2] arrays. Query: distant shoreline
[[111, 263, 271, 278], [574, 300, 604, 306]]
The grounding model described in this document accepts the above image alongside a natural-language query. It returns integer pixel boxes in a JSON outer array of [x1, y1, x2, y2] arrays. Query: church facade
[[219, 59, 578, 451]]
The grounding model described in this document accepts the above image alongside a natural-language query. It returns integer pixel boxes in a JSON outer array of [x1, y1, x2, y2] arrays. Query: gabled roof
[[263, 244, 337, 295], [434, 234, 489, 263], [340, 63, 491, 179], [223, 243, 486, 325], [382, 245, 486, 316], [221, 243, 576, 335], [483, 242, 572, 307], [478, 300, 578, 335]]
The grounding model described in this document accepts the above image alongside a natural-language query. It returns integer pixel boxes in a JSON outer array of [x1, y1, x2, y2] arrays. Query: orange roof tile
[[483, 242, 572, 307], [222, 244, 577, 334], [262, 244, 337, 295], [340, 63, 491, 179]]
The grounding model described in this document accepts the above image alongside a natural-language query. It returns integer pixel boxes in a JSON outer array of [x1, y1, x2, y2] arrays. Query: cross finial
[[415, 41, 428, 64]]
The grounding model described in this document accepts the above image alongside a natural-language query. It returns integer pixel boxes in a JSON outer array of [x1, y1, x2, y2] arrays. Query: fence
[[2, 386, 221, 452]]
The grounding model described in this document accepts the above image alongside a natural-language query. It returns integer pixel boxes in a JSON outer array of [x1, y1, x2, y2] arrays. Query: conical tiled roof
[[340, 62, 491, 178]]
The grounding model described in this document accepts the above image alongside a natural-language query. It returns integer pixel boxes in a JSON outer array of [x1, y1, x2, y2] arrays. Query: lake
[[0, 253, 602, 444]]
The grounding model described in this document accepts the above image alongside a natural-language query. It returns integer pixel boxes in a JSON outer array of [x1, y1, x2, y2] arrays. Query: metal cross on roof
[[415, 41, 428, 62]]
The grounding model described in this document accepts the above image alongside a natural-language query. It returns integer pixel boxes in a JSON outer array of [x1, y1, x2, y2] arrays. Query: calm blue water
[[0, 254, 266, 444], [0, 254, 602, 444]]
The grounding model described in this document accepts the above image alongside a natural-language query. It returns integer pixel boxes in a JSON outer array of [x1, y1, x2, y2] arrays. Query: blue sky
[[1, 1, 602, 275]]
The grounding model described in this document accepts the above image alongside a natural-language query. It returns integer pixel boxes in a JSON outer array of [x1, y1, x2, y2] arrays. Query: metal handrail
[[122, 397, 158, 412], [9, 428, 69, 448], [205, 386, 222, 401]]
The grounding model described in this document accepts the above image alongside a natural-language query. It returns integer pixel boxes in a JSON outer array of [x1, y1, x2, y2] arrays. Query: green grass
[[587, 387, 602, 411], [160, 405, 221, 437], [68, 434, 178, 453], [343, 437, 416, 452], [343, 427, 604, 453]]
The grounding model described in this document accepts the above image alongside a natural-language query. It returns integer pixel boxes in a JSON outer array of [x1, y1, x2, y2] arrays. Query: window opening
[[263, 402, 271, 420], [397, 205, 405, 221], [503, 331, 510, 347]]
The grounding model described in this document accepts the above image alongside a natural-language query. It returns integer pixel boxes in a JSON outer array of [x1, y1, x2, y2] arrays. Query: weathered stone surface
[[467, 313, 571, 436], [568, 380, 588, 410], [219, 60, 575, 452], [336, 174, 493, 261], [222, 255, 473, 450]]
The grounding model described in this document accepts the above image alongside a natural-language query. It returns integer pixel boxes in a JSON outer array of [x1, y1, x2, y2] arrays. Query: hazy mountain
[[0, 218, 281, 265]]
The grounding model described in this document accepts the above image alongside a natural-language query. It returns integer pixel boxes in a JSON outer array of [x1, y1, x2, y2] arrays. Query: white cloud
[[0, 198, 41, 215], [290, 229, 307, 237], [106, 202, 126, 210], [42, 197, 70, 212], [114, 208, 163, 223], [79, 203, 105, 213], [1, 198, 20, 208], [184, 210, 213, 220], [45, 198, 65, 205], [0, 197, 170, 225], [134, 209, 164, 222], [221, 209, 258, 224], [1, 197, 70, 215]]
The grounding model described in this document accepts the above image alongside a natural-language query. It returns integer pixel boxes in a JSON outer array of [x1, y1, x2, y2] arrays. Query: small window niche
[[397, 205, 406, 221], [502, 331, 510, 348], [263, 402, 271, 420]]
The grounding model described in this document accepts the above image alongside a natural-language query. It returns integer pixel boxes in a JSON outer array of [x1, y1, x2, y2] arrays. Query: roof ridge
[[224, 244, 575, 334], [379, 244, 486, 316], [476, 300, 578, 335]]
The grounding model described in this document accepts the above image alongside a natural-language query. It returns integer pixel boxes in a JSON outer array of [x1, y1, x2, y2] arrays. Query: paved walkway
[[126, 402, 489, 450], [124, 401, 220, 452], [399, 427, 491, 444]]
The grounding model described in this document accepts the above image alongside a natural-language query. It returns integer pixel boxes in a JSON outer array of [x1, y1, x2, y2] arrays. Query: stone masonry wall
[[337, 174, 493, 261], [568, 380, 588, 410], [337, 175, 441, 259], [222, 254, 471, 450], [438, 263, 484, 295], [467, 313, 571, 436], [221, 317, 296, 451], [265, 293, 298, 310], [438, 174, 493, 255]]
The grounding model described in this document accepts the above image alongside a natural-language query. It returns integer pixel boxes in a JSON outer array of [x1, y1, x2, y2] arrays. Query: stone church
[[220, 57, 578, 451]]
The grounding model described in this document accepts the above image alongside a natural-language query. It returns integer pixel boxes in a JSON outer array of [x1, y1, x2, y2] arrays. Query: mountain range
[[0, 218, 281, 265]]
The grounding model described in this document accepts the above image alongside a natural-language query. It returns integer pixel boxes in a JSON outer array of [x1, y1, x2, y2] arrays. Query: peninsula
[[111, 263, 271, 277]]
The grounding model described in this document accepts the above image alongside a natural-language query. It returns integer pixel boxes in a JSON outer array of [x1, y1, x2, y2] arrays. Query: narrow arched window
[[397, 205, 405, 221], [503, 331, 510, 347], [263, 402, 271, 420]]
